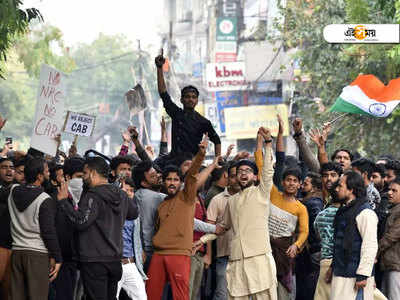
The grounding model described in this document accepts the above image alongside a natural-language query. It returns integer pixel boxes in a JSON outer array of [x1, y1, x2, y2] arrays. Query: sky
[[23, 0, 164, 53]]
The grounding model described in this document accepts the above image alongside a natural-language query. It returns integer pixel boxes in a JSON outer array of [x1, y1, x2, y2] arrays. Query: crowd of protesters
[[0, 53, 399, 300]]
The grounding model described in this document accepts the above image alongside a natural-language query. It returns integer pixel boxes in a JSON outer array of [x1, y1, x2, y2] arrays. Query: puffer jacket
[[379, 203, 400, 271]]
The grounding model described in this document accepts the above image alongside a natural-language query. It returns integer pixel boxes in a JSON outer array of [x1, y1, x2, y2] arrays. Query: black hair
[[63, 157, 85, 178], [282, 167, 302, 182], [162, 165, 183, 182], [320, 162, 343, 177], [372, 163, 386, 178], [305, 171, 322, 190], [376, 155, 395, 164], [227, 161, 237, 176], [343, 170, 366, 199], [284, 155, 301, 168], [331, 148, 353, 162], [174, 153, 193, 168], [49, 162, 63, 182], [351, 158, 375, 178], [27, 147, 44, 159], [13, 156, 27, 168], [24, 157, 46, 184], [124, 177, 135, 189], [328, 180, 340, 204], [85, 157, 110, 179], [181, 85, 199, 98], [385, 159, 400, 179], [110, 155, 134, 171], [132, 160, 153, 189], [0, 157, 12, 165], [385, 159, 400, 172], [153, 163, 162, 174], [211, 163, 228, 183]]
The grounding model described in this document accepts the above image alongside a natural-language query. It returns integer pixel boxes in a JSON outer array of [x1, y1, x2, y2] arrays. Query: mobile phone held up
[[5, 137, 13, 149]]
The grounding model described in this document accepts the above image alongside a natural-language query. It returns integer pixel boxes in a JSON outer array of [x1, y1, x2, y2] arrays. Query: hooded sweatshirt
[[8, 184, 62, 262], [59, 184, 138, 262]]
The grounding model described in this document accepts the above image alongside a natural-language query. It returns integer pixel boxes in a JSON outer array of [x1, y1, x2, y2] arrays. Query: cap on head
[[236, 159, 258, 175]]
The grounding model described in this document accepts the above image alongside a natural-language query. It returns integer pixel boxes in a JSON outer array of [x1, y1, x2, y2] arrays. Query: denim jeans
[[213, 256, 228, 300]]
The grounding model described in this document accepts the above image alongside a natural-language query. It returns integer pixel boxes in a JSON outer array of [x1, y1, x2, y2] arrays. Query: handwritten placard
[[64, 111, 96, 137], [30, 64, 66, 156]]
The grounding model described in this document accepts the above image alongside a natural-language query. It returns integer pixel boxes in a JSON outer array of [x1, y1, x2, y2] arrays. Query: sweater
[[314, 205, 339, 259], [152, 150, 205, 256], [255, 149, 309, 249]]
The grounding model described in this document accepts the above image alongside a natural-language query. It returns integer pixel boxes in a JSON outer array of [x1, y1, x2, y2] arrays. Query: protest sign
[[64, 111, 96, 137], [125, 84, 147, 115], [30, 64, 66, 156], [224, 104, 289, 139]]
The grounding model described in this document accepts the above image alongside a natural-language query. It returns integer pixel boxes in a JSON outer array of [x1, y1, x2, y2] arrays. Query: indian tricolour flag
[[330, 74, 400, 117]]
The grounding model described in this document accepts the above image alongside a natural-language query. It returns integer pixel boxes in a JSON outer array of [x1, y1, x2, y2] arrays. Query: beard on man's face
[[165, 184, 179, 196], [83, 177, 91, 190], [328, 181, 344, 203], [239, 179, 254, 190]]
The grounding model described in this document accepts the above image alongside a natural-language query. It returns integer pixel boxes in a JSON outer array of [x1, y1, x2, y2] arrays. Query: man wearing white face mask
[[64, 157, 85, 207], [52, 157, 85, 300]]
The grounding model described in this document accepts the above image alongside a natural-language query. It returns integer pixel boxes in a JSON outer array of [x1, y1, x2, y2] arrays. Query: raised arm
[[155, 52, 180, 118], [293, 118, 320, 173], [258, 127, 274, 195], [155, 50, 167, 94], [0, 114, 7, 132], [276, 114, 284, 153], [129, 126, 151, 162], [119, 127, 132, 156], [183, 135, 207, 202], [309, 125, 330, 166], [196, 156, 222, 190], [159, 116, 169, 157]]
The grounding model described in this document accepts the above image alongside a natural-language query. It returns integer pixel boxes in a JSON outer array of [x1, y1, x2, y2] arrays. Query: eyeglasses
[[237, 168, 253, 175]]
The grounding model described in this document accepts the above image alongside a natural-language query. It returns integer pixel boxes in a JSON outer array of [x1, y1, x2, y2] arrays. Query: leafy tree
[[65, 33, 158, 152], [274, 0, 400, 157], [0, 0, 42, 78], [0, 24, 75, 149]]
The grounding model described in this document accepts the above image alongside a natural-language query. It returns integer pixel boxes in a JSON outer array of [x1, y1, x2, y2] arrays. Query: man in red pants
[[145, 135, 207, 300]]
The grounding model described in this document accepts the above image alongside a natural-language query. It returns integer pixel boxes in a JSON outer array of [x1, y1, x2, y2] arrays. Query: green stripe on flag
[[329, 97, 370, 116]]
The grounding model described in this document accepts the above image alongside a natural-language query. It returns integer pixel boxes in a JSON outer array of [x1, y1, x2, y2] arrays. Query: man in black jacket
[[57, 156, 138, 300]]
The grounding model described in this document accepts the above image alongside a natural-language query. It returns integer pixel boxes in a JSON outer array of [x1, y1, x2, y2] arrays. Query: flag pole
[[328, 113, 348, 125]]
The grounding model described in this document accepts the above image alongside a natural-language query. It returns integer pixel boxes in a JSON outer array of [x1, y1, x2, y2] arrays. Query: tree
[[65, 33, 158, 152], [0, 24, 75, 149], [273, 0, 400, 157], [0, 0, 42, 78]]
